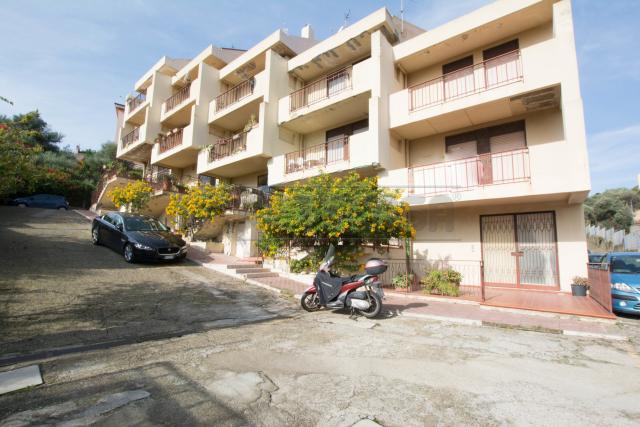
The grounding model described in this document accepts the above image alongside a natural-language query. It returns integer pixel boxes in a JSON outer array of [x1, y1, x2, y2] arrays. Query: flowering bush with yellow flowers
[[108, 180, 153, 213], [165, 183, 232, 235], [256, 173, 415, 273]]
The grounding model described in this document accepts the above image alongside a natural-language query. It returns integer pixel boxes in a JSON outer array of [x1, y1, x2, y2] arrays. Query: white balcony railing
[[409, 148, 530, 195], [408, 50, 523, 111]]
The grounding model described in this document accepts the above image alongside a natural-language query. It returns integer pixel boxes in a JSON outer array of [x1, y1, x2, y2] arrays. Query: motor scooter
[[300, 245, 387, 318]]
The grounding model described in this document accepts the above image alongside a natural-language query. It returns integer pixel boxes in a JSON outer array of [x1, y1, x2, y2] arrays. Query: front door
[[481, 212, 559, 288]]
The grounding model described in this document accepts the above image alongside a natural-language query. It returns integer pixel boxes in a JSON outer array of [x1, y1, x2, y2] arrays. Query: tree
[[0, 111, 63, 151], [584, 187, 639, 231], [0, 123, 43, 198], [165, 183, 233, 235], [256, 173, 415, 272], [109, 180, 153, 213]]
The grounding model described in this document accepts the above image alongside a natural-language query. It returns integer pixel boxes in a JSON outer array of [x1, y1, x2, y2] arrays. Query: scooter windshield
[[322, 244, 336, 264]]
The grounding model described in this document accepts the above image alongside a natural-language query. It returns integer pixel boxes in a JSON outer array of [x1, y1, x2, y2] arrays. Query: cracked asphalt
[[1, 206, 640, 426]]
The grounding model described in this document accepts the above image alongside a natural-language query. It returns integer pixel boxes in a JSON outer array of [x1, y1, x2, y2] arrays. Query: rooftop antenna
[[343, 9, 351, 28]]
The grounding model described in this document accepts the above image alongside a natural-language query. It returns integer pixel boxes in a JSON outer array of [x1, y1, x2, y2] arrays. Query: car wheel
[[17, 203, 27, 208], [57, 206, 67, 211], [123, 243, 136, 263], [91, 227, 100, 245]]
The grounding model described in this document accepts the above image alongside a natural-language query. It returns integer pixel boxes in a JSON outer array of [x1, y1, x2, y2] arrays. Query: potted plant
[[420, 268, 462, 297], [571, 276, 589, 296], [391, 273, 414, 291]]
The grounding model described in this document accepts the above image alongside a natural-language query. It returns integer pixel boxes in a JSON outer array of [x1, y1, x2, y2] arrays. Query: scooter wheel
[[358, 292, 382, 318], [301, 291, 321, 312]]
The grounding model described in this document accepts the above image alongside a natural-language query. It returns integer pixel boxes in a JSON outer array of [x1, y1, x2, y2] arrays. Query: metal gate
[[481, 211, 559, 289]]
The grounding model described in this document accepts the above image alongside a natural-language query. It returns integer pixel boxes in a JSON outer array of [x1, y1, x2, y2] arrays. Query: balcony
[[409, 148, 530, 196], [278, 58, 374, 134], [158, 128, 184, 154], [408, 50, 522, 111], [121, 126, 140, 149], [162, 83, 192, 117], [215, 78, 255, 113], [208, 131, 249, 162], [126, 92, 146, 115], [390, 49, 561, 139], [285, 136, 350, 174], [197, 126, 266, 178], [289, 67, 352, 112], [209, 73, 265, 129]]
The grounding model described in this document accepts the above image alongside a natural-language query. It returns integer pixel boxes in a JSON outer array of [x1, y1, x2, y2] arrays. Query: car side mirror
[[116, 224, 123, 232]]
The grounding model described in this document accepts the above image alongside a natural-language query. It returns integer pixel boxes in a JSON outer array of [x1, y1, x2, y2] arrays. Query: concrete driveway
[[1, 206, 640, 426]]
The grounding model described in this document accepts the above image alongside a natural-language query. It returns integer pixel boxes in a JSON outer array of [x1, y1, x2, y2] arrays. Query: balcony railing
[[157, 128, 184, 154], [408, 50, 523, 112], [285, 136, 349, 174], [215, 78, 255, 113], [121, 126, 140, 149], [208, 130, 250, 162], [164, 83, 191, 113], [127, 92, 146, 112], [409, 148, 530, 195], [289, 66, 352, 112]]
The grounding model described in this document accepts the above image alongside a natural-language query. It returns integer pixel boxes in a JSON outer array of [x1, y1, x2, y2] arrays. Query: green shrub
[[420, 269, 462, 297], [391, 273, 414, 288]]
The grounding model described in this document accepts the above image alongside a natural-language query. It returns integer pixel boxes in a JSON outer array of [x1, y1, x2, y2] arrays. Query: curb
[[73, 209, 96, 221]]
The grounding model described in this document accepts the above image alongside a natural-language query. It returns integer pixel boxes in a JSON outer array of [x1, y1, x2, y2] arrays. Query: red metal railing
[[215, 78, 255, 112], [587, 263, 612, 313], [289, 66, 352, 112], [158, 128, 184, 154], [127, 92, 146, 112], [409, 148, 530, 195], [285, 136, 349, 174], [121, 126, 140, 149], [164, 84, 191, 113], [208, 130, 249, 162], [409, 50, 522, 111]]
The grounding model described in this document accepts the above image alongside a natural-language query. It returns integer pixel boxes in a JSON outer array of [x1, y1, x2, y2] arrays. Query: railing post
[[480, 261, 485, 302]]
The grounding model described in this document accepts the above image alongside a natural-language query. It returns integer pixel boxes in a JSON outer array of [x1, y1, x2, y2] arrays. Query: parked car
[[602, 252, 640, 315], [91, 212, 187, 263], [10, 194, 69, 210], [588, 252, 606, 264]]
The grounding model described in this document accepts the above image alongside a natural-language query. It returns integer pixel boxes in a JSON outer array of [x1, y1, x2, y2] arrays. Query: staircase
[[227, 260, 279, 279]]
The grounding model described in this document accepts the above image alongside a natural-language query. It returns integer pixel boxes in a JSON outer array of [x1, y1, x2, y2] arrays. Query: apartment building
[[99, 0, 590, 293]]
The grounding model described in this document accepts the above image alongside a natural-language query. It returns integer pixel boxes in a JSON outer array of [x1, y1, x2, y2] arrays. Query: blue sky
[[0, 0, 638, 192]]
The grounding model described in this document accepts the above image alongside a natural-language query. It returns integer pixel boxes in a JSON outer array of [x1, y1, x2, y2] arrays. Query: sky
[[0, 0, 638, 193]]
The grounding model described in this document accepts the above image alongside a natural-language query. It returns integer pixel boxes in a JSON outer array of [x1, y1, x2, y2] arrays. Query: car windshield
[[611, 255, 640, 274], [124, 217, 169, 232]]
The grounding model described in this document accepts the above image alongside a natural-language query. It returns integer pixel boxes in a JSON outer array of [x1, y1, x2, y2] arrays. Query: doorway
[[481, 212, 559, 289]]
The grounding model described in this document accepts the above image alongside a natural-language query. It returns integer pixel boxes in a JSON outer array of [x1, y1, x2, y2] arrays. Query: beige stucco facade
[[105, 0, 590, 289]]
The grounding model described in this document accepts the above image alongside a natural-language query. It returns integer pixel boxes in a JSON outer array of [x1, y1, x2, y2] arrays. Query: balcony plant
[[420, 268, 462, 297], [571, 276, 589, 297]]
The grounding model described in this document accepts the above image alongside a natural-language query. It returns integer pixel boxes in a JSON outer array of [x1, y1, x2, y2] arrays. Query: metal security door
[[481, 212, 559, 288], [481, 215, 517, 286], [515, 212, 559, 287]]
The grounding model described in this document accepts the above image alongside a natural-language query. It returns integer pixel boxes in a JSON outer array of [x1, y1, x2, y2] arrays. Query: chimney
[[300, 24, 314, 40]]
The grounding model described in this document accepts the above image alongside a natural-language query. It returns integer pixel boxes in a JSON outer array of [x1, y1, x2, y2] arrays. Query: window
[[257, 174, 268, 187], [483, 40, 519, 61], [124, 217, 169, 232]]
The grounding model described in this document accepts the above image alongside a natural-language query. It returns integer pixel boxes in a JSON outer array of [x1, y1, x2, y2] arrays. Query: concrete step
[[234, 268, 271, 274], [226, 263, 260, 269], [244, 272, 279, 279]]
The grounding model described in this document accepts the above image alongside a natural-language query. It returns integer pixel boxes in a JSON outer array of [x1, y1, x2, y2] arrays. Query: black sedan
[[91, 212, 187, 263]]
